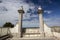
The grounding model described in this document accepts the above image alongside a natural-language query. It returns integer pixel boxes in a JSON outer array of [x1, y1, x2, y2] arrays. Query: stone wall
[[53, 32, 60, 38], [9, 23, 53, 37], [9, 23, 19, 33], [44, 23, 53, 37]]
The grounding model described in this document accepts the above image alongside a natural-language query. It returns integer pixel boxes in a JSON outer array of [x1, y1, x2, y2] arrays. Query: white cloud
[[44, 10, 52, 14], [0, 0, 36, 27], [23, 13, 31, 20], [31, 14, 38, 17], [23, 19, 39, 27], [0, 0, 60, 27], [44, 17, 60, 26]]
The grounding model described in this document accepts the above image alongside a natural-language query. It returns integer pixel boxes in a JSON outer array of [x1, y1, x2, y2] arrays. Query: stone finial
[[38, 6, 42, 10], [20, 6, 23, 10]]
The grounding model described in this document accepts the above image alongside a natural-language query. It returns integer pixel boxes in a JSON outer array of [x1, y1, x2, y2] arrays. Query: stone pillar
[[18, 6, 24, 38], [38, 6, 44, 37]]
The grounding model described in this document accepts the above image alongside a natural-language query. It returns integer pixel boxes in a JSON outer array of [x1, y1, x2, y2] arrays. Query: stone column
[[18, 6, 24, 38], [38, 6, 44, 37]]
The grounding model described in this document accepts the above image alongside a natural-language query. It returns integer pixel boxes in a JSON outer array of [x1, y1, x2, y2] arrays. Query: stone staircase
[[23, 33, 41, 37], [6, 33, 59, 40]]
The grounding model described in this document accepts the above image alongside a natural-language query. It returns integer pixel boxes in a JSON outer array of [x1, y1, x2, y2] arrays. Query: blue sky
[[0, 0, 60, 27]]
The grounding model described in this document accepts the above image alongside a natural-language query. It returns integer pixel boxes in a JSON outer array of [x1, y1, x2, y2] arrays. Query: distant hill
[[51, 26, 60, 33]]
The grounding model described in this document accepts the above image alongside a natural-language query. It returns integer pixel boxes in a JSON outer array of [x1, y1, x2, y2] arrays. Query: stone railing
[[0, 27, 11, 37]]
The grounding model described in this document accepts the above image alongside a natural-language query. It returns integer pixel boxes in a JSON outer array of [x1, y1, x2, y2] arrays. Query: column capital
[[38, 6, 43, 14], [18, 6, 25, 13], [18, 10, 24, 13]]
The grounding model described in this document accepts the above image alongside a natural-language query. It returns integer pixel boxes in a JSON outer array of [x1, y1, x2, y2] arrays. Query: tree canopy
[[3, 22, 14, 28]]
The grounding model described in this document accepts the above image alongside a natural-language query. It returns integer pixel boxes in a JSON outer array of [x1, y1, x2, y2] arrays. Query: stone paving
[[7, 37, 58, 40]]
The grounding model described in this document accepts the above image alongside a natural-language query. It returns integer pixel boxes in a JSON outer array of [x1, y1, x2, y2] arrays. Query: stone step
[[12, 33, 42, 38], [8, 37, 58, 40], [23, 34, 41, 37]]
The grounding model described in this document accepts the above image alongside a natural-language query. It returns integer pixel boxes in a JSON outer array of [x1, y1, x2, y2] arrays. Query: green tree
[[3, 22, 14, 28]]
